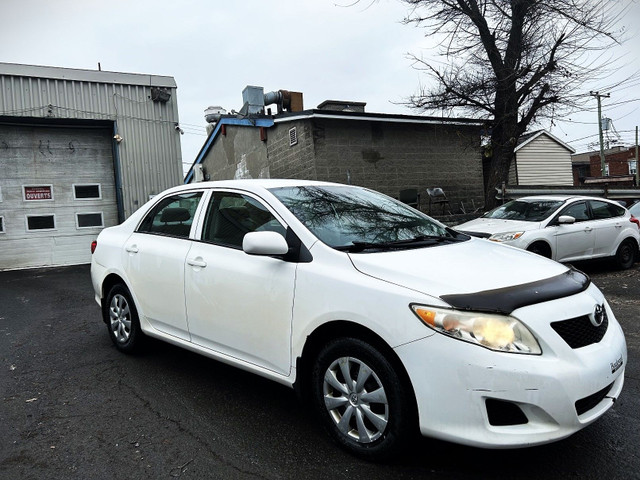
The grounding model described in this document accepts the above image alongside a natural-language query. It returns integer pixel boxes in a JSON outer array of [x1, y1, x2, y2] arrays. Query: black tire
[[103, 284, 144, 353], [614, 239, 636, 270], [310, 337, 412, 460], [527, 241, 552, 258]]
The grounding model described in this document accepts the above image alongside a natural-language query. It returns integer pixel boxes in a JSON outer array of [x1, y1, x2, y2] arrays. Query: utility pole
[[636, 125, 640, 187], [590, 91, 610, 176]]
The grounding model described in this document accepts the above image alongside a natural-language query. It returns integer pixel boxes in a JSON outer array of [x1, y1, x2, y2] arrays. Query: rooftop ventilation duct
[[238, 86, 304, 116], [242, 86, 266, 115]]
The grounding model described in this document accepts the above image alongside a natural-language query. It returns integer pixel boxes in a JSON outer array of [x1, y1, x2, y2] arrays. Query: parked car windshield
[[482, 199, 565, 222], [269, 185, 464, 251]]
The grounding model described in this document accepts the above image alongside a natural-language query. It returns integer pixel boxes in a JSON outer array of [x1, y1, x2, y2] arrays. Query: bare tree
[[401, 0, 627, 209]]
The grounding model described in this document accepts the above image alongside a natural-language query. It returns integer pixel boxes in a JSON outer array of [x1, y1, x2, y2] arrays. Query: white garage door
[[0, 124, 118, 270]]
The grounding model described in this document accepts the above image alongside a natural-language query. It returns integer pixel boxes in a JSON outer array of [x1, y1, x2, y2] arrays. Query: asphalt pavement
[[0, 262, 638, 480]]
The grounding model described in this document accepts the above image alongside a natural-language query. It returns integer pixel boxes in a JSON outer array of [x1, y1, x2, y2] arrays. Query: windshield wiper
[[336, 235, 464, 253]]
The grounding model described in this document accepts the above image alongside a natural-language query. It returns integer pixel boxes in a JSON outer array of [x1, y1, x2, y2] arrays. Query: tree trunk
[[484, 124, 520, 211], [484, 147, 513, 210]]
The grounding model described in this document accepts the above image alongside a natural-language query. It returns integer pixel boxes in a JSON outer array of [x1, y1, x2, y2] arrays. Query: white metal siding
[[0, 124, 117, 269], [0, 63, 183, 220], [515, 135, 573, 185]]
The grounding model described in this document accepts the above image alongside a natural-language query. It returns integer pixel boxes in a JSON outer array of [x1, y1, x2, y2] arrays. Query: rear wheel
[[311, 337, 412, 460], [614, 239, 636, 270], [103, 284, 144, 353]]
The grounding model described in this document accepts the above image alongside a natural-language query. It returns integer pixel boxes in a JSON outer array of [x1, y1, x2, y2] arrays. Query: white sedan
[[90, 181, 626, 459], [456, 195, 640, 269]]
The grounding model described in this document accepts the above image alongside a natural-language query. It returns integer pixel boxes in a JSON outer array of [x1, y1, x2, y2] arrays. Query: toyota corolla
[[90, 180, 626, 459]]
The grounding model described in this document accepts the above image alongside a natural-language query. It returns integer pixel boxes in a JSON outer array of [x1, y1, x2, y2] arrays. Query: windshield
[[269, 185, 465, 251], [482, 199, 565, 222]]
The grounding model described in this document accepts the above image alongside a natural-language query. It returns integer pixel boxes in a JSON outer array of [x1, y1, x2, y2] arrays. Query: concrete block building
[[186, 87, 485, 212]]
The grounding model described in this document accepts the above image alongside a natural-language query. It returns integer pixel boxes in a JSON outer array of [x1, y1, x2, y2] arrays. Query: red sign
[[24, 186, 52, 201]]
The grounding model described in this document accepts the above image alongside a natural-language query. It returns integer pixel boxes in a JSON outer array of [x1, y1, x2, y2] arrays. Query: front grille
[[550, 313, 608, 349], [575, 383, 614, 416]]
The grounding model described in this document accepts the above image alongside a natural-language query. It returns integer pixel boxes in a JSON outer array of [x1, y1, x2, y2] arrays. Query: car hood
[[454, 217, 542, 235], [348, 238, 569, 302]]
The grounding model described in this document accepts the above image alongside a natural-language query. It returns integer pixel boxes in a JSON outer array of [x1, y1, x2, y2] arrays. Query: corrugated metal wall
[[0, 63, 183, 219]]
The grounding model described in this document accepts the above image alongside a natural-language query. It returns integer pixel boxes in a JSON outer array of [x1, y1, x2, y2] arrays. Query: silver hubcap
[[323, 357, 389, 443], [109, 294, 131, 343]]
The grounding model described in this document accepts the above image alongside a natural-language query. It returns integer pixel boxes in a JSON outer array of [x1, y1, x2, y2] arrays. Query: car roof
[[513, 195, 619, 203], [158, 179, 353, 197]]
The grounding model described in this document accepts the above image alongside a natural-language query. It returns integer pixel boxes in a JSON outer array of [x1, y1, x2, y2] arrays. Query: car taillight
[[630, 216, 640, 229], [91, 240, 97, 254]]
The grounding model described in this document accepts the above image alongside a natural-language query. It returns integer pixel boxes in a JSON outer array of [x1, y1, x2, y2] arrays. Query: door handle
[[584, 227, 593, 232], [125, 245, 139, 254], [187, 258, 207, 268]]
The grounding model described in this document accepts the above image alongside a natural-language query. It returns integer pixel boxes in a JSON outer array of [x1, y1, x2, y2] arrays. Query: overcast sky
[[2, 0, 640, 175]]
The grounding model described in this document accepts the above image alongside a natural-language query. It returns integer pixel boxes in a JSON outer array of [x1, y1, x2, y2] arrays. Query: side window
[[589, 200, 624, 220], [561, 201, 590, 222], [202, 192, 286, 248], [138, 191, 203, 238]]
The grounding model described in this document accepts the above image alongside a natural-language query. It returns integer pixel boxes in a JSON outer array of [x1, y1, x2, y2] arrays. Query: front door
[[185, 191, 296, 375], [554, 200, 595, 262]]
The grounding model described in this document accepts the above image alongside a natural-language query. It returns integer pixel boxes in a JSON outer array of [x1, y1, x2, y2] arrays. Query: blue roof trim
[[184, 117, 275, 183]]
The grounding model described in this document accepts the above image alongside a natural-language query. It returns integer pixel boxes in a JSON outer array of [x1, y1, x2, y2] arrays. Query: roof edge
[[0, 62, 177, 88], [273, 109, 485, 126], [515, 129, 576, 153]]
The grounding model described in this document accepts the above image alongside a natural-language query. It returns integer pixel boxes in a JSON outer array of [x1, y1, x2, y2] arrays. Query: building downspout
[[111, 122, 125, 223]]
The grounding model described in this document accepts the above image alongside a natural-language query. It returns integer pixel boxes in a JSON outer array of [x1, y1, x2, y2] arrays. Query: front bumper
[[395, 290, 627, 448]]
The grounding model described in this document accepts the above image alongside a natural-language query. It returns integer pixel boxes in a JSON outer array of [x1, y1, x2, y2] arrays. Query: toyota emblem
[[590, 304, 606, 327]]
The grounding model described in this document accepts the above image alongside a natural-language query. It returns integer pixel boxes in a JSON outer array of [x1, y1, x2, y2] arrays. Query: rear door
[[588, 199, 627, 257], [124, 191, 203, 340], [184, 190, 296, 375]]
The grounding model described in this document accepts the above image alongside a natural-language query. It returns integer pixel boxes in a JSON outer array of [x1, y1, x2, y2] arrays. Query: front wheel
[[311, 337, 413, 460], [103, 284, 144, 353], [614, 239, 636, 270], [527, 241, 552, 259]]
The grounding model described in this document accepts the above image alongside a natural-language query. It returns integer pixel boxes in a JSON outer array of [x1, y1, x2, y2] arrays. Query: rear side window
[[201, 192, 286, 248], [589, 200, 625, 220], [138, 192, 203, 238]]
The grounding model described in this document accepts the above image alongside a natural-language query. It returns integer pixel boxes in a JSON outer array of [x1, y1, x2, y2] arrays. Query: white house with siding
[[509, 130, 575, 185]]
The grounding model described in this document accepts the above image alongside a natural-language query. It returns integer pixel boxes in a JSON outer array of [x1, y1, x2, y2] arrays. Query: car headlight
[[489, 231, 524, 242], [410, 305, 541, 354]]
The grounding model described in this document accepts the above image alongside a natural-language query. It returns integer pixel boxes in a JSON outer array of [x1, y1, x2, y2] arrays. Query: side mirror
[[558, 215, 576, 225], [243, 231, 289, 256]]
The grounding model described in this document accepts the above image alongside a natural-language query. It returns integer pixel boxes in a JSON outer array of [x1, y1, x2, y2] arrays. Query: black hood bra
[[440, 268, 591, 315]]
